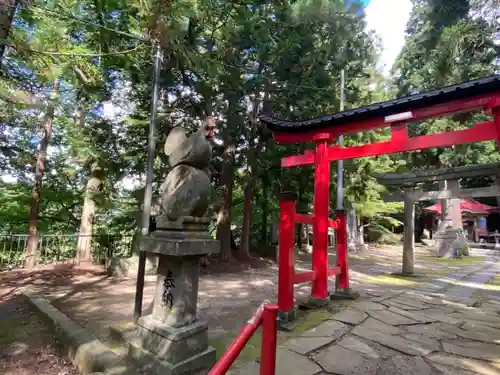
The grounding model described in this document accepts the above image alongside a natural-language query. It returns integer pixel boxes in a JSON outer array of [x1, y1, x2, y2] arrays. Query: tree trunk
[[25, 78, 60, 268], [216, 151, 234, 262], [76, 163, 103, 262], [239, 172, 254, 259], [260, 172, 269, 244], [216, 91, 240, 262], [74, 104, 105, 263], [0, 0, 17, 70], [238, 95, 261, 260]]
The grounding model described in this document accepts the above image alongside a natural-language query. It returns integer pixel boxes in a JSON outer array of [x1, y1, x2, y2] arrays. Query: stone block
[[135, 316, 208, 364], [428, 353, 500, 375], [367, 309, 418, 326], [141, 236, 219, 257], [283, 336, 335, 355], [435, 228, 464, 258], [314, 345, 379, 374], [432, 364, 479, 375], [387, 306, 437, 324], [378, 355, 435, 375], [109, 254, 157, 277], [442, 340, 500, 363], [151, 255, 201, 327], [448, 311, 500, 326], [159, 165, 212, 220], [359, 317, 404, 335], [419, 308, 463, 325], [155, 216, 211, 232], [109, 322, 137, 346], [301, 320, 349, 338], [330, 309, 368, 325], [382, 297, 431, 310], [405, 323, 458, 340], [275, 348, 321, 375], [440, 322, 500, 343], [402, 333, 441, 351], [129, 342, 215, 375], [26, 295, 124, 375], [330, 289, 361, 301], [350, 301, 386, 312], [337, 336, 379, 359], [351, 326, 434, 356]]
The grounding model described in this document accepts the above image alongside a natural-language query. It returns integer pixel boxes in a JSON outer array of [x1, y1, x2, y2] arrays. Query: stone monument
[[434, 180, 468, 258], [129, 117, 220, 375]]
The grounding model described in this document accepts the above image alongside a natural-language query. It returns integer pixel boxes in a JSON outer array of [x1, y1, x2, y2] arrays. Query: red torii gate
[[260, 75, 500, 315]]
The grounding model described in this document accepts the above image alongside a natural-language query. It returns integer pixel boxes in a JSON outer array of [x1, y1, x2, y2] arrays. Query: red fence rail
[[208, 301, 279, 375]]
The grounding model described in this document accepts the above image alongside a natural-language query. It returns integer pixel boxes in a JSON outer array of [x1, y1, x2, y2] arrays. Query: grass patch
[[435, 256, 485, 265], [368, 273, 425, 288], [210, 330, 263, 366], [469, 274, 500, 305], [290, 309, 332, 337], [367, 256, 485, 288], [483, 274, 500, 292], [366, 256, 487, 288], [487, 274, 500, 287]]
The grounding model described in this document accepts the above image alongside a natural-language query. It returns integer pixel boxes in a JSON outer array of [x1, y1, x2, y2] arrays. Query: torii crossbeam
[[261, 75, 500, 314]]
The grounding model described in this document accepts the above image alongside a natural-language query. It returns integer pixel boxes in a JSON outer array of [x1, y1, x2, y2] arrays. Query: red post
[[260, 304, 279, 375], [278, 192, 296, 312], [336, 210, 349, 290], [208, 303, 265, 375], [311, 135, 331, 301]]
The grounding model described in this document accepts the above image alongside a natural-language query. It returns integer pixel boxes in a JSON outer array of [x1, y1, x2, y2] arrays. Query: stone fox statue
[[159, 117, 215, 220]]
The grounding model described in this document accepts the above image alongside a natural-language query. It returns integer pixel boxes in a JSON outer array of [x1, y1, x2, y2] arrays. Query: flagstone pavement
[[238, 259, 500, 375]]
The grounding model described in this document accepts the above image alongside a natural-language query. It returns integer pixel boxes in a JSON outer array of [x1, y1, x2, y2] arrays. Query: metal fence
[[0, 233, 134, 270]]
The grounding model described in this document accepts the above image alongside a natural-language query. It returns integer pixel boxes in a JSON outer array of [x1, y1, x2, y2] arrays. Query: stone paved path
[[239, 257, 500, 375]]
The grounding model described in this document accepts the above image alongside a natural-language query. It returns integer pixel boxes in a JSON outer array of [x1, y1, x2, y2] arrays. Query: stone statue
[[134, 116, 220, 375], [159, 116, 215, 221]]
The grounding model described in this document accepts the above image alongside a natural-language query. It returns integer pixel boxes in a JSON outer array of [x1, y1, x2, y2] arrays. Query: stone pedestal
[[435, 228, 461, 258], [403, 187, 415, 274], [129, 217, 220, 375], [433, 180, 468, 258]]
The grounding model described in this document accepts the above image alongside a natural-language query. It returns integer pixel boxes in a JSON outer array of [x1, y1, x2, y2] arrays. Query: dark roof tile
[[260, 75, 500, 133]]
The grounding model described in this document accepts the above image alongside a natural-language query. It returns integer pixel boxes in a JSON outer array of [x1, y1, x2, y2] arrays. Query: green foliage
[[0, 0, 499, 266]]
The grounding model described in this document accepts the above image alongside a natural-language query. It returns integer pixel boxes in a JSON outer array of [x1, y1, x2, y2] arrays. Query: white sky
[[364, 0, 413, 74]]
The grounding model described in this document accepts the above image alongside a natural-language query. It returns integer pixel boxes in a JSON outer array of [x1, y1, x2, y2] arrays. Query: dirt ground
[[0, 295, 78, 375], [0, 245, 492, 373]]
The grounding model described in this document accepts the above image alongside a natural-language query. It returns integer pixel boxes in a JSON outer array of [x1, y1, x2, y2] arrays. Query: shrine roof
[[424, 198, 497, 216], [260, 75, 500, 133]]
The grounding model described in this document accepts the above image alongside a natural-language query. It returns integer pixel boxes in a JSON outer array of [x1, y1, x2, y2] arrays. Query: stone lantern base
[[129, 217, 219, 375], [129, 317, 215, 375]]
